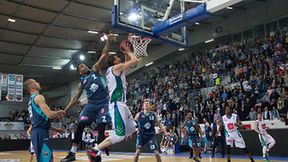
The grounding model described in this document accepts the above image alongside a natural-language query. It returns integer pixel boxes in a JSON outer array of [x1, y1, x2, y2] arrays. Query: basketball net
[[128, 33, 151, 58]]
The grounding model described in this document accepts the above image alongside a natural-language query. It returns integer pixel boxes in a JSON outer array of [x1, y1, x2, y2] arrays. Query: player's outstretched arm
[[34, 95, 65, 119], [92, 32, 115, 72], [64, 83, 83, 113], [113, 42, 139, 75], [134, 112, 140, 121], [155, 113, 166, 134]]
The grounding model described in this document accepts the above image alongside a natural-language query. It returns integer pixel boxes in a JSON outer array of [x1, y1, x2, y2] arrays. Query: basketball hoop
[[128, 33, 151, 58]]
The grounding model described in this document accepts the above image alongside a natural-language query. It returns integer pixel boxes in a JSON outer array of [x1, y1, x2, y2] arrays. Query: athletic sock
[[70, 146, 78, 153]]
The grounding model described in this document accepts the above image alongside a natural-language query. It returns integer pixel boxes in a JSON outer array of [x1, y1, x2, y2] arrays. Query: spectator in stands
[[248, 108, 257, 120], [263, 107, 272, 120]]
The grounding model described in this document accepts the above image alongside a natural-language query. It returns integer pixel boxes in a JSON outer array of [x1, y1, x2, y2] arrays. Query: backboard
[[112, 0, 244, 47]]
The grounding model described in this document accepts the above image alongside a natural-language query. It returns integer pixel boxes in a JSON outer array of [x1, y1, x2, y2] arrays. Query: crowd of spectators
[[128, 28, 288, 129]]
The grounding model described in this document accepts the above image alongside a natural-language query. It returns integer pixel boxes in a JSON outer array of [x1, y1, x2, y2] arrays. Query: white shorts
[[258, 133, 275, 147], [225, 131, 246, 148], [109, 102, 136, 137]]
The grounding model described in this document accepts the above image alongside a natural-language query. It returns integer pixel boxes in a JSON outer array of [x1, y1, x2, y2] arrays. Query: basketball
[[120, 39, 133, 52]]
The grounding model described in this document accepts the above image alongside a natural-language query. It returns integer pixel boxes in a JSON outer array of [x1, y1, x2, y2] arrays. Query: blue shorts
[[31, 128, 53, 162], [188, 135, 199, 148], [136, 133, 158, 152], [79, 103, 111, 124]]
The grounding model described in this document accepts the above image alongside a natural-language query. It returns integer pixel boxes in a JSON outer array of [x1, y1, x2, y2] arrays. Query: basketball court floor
[[0, 151, 287, 162]]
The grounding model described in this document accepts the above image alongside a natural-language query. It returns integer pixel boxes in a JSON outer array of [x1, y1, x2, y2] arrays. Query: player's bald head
[[24, 79, 41, 93]]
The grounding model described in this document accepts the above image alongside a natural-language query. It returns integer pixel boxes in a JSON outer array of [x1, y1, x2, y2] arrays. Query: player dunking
[[61, 33, 115, 162], [134, 99, 166, 162], [24, 79, 65, 162], [182, 112, 202, 162], [86, 41, 139, 162], [254, 111, 276, 162], [222, 106, 255, 162]]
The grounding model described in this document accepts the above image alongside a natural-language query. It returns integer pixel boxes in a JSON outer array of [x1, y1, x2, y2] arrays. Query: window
[[232, 32, 242, 43], [279, 16, 288, 29], [254, 24, 265, 39], [265, 21, 278, 34]]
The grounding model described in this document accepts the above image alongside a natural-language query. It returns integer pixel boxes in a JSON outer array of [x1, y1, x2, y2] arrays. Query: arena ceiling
[[0, 0, 267, 89]]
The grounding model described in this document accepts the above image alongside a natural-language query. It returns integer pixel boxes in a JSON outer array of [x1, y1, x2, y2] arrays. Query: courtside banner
[[1, 73, 8, 101], [7, 74, 16, 101], [15, 75, 23, 102], [0, 73, 2, 101]]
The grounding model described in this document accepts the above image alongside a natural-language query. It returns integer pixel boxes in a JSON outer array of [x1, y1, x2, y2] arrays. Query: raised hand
[[107, 31, 116, 43], [122, 42, 132, 54]]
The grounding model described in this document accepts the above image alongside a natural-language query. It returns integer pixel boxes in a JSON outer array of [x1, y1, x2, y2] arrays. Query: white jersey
[[256, 119, 267, 134], [222, 113, 238, 133], [106, 66, 127, 103]]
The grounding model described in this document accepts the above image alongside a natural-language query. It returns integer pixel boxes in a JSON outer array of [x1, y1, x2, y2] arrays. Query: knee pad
[[72, 122, 87, 144], [109, 135, 125, 145]]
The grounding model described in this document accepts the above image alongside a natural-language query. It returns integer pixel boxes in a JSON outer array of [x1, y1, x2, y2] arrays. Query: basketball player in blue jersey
[[134, 99, 166, 162], [61, 33, 115, 162], [182, 112, 202, 162], [24, 79, 65, 162], [86, 41, 139, 162]]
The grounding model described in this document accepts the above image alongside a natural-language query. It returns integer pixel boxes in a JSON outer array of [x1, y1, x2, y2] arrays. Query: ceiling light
[[79, 54, 85, 61], [178, 48, 185, 51], [128, 12, 140, 21], [52, 67, 62, 70], [226, 6, 233, 10], [145, 62, 154, 67], [70, 64, 76, 70], [88, 30, 98, 34], [109, 52, 116, 54], [8, 18, 16, 23], [195, 22, 200, 25], [205, 38, 214, 44], [100, 34, 108, 42], [87, 51, 96, 54]]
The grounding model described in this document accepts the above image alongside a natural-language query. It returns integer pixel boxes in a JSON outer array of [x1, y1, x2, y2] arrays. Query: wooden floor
[[0, 151, 285, 162]]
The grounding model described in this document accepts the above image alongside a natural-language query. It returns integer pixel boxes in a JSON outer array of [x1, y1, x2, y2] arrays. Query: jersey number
[[150, 145, 155, 150], [149, 115, 154, 121], [102, 116, 106, 122]]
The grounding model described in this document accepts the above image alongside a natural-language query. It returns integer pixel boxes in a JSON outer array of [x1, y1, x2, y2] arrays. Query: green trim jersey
[[255, 119, 267, 134], [106, 66, 127, 103], [222, 113, 238, 134]]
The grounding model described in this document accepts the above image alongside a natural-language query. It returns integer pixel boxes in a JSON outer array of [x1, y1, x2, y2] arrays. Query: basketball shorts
[[225, 131, 246, 148], [109, 101, 136, 137], [79, 102, 111, 124], [31, 128, 53, 162], [188, 135, 199, 148], [258, 133, 275, 147], [136, 133, 158, 152]]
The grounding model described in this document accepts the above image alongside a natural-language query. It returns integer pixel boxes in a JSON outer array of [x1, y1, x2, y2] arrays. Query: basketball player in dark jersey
[[182, 112, 202, 162], [24, 79, 65, 162], [134, 99, 166, 162], [61, 33, 115, 162]]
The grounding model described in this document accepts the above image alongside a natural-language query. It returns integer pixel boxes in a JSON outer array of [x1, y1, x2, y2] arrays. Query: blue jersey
[[138, 111, 156, 135], [185, 120, 198, 137], [28, 94, 51, 129], [80, 70, 108, 105]]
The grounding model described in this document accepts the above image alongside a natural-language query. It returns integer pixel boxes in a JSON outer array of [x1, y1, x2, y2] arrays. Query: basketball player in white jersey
[[86, 41, 138, 162], [222, 106, 255, 162], [253, 111, 276, 161]]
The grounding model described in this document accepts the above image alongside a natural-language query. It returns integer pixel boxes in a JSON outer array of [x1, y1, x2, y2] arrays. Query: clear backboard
[[112, 0, 244, 46]]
